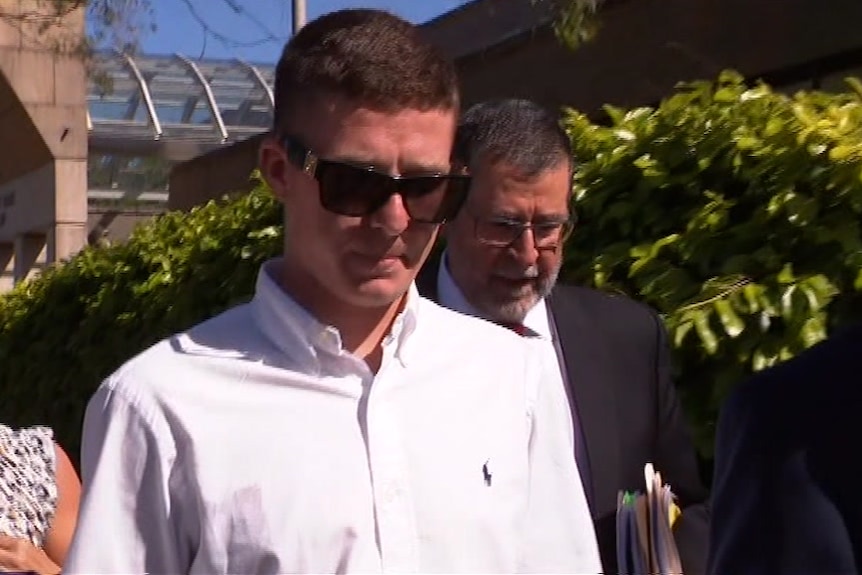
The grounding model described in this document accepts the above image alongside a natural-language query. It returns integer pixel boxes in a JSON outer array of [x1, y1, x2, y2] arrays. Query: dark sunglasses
[[281, 136, 471, 224]]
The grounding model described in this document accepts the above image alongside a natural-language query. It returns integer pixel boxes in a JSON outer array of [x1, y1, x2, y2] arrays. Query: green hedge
[[1, 71, 861, 462], [563, 70, 862, 455], [0, 185, 282, 461]]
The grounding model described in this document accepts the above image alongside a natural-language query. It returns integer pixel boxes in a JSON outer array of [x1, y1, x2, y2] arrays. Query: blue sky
[[136, 0, 472, 64]]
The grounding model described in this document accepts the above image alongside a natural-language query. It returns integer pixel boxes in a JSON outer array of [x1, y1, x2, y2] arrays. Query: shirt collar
[[251, 258, 420, 373], [437, 250, 552, 340]]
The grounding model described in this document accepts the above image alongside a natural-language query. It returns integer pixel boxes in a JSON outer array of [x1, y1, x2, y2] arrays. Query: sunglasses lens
[[316, 162, 392, 217], [315, 161, 470, 224], [401, 176, 470, 223]]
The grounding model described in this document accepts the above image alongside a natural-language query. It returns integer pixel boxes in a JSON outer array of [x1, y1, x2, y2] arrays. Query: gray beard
[[479, 264, 561, 325]]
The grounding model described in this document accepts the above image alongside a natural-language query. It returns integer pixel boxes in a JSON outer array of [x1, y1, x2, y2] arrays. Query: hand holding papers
[[616, 462, 684, 575]]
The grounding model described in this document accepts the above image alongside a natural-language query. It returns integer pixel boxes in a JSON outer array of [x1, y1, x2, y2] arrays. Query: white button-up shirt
[[65, 259, 600, 575]]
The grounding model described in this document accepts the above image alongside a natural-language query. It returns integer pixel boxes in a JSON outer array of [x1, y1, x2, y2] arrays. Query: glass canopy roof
[[87, 51, 275, 161]]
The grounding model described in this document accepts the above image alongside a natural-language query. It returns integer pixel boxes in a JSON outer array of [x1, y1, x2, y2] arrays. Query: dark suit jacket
[[709, 325, 862, 575], [417, 257, 710, 574]]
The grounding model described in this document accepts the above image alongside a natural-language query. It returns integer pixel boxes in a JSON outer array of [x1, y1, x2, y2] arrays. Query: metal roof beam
[[119, 52, 163, 140], [236, 58, 275, 111], [175, 53, 229, 142]]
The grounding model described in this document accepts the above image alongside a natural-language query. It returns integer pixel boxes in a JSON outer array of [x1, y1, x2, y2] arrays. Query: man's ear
[[258, 134, 290, 203]]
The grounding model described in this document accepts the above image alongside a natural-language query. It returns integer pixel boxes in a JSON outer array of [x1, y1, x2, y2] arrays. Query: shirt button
[[382, 482, 400, 504], [316, 329, 337, 349]]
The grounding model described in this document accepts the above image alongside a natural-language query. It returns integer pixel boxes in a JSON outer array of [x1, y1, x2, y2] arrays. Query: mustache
[[498, 265, 539, 280]]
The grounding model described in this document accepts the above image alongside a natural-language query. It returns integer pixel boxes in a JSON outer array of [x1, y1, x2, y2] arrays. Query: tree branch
[[534, 0, 607, 50], [178, 0, 288, 59], [0, 0, 288, 58]]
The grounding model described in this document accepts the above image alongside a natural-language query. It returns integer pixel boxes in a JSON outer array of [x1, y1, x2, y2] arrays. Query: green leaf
[[829, 144, 857, 162], [803, 274, 839, 300], [713, 299, 745, 338], [693, 309, 719, 355], [799, 315, 828, 347], [673, 319, 695, 347], [777, 264, 795, 285], [736, 136, 760, 150], [714, 88, 739, 103]]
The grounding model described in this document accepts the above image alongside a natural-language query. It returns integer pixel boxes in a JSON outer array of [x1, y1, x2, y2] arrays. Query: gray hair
[[453, 99, 574, 178]]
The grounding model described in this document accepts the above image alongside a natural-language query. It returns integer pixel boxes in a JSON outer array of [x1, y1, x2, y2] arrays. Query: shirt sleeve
[[64, 377, 193, 575], [518, 342, 602, 573]]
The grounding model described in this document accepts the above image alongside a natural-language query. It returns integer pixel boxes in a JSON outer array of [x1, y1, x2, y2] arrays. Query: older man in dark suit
[[709, 324, 862, 574], [417, 98, 710, 574]]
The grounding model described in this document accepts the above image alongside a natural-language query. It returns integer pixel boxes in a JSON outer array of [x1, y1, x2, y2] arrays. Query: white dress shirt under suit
[[65, 259, 600, 574]]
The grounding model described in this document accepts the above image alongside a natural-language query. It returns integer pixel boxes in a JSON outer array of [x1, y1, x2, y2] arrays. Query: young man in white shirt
[[64, 9, 600, 574]]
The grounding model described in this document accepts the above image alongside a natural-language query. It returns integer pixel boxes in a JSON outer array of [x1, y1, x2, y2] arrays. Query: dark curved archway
[[0, 68, 53, 290], [0, 70, 52, 185]]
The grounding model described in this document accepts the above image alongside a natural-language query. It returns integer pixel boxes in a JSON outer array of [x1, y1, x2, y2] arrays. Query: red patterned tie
[[500, 322, 538, 337]]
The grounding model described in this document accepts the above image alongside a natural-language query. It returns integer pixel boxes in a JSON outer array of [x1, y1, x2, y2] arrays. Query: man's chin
[[348, 276, 413, 309], [476, 274, 557, 323], [475, 292, 539, 325], [497, 298, 538, 323]]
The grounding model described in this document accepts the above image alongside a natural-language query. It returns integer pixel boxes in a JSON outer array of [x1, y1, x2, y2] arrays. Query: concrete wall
[[88, 204, 163, 245], [0, 240, 10, 291], [424, 0, 862, 113], [0, 0, 88, 291], [168, 133, 265, 211]]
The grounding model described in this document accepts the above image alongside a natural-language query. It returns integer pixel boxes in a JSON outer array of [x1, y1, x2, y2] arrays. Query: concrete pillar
[[0, 241, 13, 292], [13, 232, 46, 284], [48, 222, 87, 264], [0, 0, 88, 294], [51, 158, 88, 262]]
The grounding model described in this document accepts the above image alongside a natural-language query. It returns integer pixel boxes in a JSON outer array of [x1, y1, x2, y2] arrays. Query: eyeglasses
[[471, 213, 576, 249], [281, 136, 471, 224]]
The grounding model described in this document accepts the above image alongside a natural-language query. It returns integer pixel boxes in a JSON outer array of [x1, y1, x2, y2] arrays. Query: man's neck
[[351, 300, 404, 372], [279, 261, 405, 372]]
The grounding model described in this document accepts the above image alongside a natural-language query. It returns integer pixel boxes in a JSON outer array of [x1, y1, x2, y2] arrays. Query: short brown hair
[[273, 9, 460, 133]]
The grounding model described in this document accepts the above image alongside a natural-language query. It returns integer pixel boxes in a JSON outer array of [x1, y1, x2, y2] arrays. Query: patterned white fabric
[[0, 424, 58, 547]]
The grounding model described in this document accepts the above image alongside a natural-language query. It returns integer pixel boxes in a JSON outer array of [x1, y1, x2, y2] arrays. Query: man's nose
[[509, 227, 539, 267], [369, 192, 410, 235]]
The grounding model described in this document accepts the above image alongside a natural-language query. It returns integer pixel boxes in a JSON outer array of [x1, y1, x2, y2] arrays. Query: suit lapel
[[548, 287, 621, 515]]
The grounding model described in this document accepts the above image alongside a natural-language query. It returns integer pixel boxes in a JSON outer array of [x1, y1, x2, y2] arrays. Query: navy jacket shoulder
[[549, 283, 663, 344], [709, 325, 862, 575]]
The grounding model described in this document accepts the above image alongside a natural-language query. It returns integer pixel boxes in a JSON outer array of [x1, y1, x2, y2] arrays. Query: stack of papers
[[616, 462, 683, 575]]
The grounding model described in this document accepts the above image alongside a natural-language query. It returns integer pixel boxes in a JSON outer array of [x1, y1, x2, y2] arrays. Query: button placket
[[364, 362, 418, 573]]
